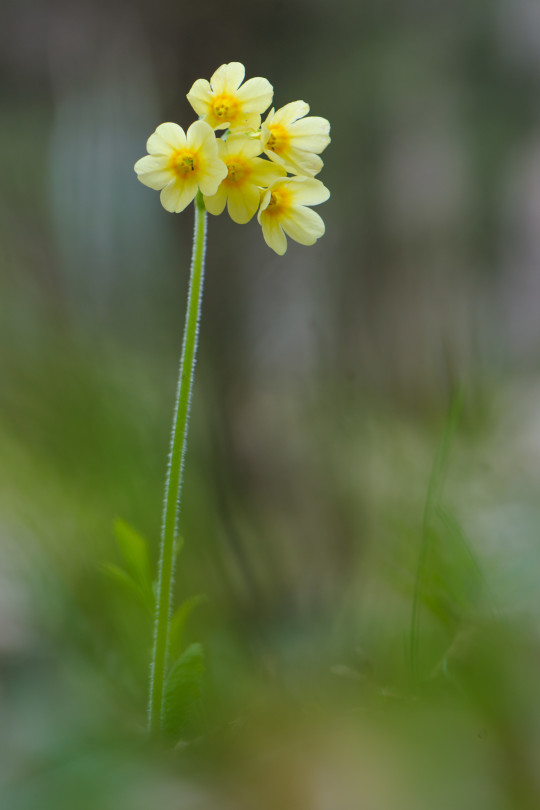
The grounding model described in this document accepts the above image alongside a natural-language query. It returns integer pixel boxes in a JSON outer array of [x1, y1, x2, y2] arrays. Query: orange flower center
[[210, 94, 239, 125], [265, 187, 291, 217], [266, 124, 290, 155], [224, 157, 251, 187], [170, 149, 198, 178]]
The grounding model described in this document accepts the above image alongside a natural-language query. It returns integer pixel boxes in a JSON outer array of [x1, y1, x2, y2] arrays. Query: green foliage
[[410, 389, 466, 684], [101, 520, 154, 614], [162, 643, 205, 740], [169, 594, 208, 660], [426, 506, 488, 627], [101, 519, 207, 735], [114, 519, 153, 595], [415, 506, 489, 679], [100, 562, 153, 614]]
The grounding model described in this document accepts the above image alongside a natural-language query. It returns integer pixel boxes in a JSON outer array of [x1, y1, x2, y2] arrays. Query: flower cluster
[[134, 62, 331, 255]]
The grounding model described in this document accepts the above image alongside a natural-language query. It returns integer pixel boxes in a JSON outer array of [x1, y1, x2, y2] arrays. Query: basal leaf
[[113, 519, 154, 606], [162, 643, 205, 739], [100, 562, 153, 613], [169, 594, 207, 659]]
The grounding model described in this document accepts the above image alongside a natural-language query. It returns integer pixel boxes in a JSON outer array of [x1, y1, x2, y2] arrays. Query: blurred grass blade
[[409, 387, 464, 689]]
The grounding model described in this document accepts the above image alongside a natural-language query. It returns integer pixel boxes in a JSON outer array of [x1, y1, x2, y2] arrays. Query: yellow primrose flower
[[257, 176, 330, 255], [134, 121, 227, 213], [261, 101, 331, 176], [187, 62, 273, 132], [203, 134, 286, 224]]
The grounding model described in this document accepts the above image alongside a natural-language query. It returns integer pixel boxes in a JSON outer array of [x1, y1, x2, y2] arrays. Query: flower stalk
[[148, 191, 207, 734]]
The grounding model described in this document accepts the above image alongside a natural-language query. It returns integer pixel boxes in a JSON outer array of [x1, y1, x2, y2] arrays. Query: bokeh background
[[3, 1, 540, 808]]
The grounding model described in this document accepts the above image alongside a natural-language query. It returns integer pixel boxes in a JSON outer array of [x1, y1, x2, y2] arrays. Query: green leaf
[[162, 643, 205, 739], [113, 519, 154, 605], [169, 594, 207, 659], [100, 562, 153, 613]]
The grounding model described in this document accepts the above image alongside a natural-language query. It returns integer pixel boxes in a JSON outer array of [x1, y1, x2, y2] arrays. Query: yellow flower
[[257, 176, 330, 255], [261, 101, 331, 176], [203, 135, 286, 224], [134, 121, 227, 213], [187, 62, 273, 132]]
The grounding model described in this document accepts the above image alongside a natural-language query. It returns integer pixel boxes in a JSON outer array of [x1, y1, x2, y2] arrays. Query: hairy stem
[[148, 191, 207, 734]]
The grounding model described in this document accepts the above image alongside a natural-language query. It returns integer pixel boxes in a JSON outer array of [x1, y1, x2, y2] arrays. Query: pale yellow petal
[[261, 108, 275, 132], [147, 122, 186, 155], [262, 149, 288, 171], [290, 116, 331, 152], [260, 215, 287, 255], [258, 188, 271, 215], [160, 177, 198, 213], [227, 184, 260, 224], [225, 133, 263, 159], [249, 157, 286, 186], [203, 183, 228, 216], [197, 158, 228, 196], [281, 205, 325, 245], [278, 147, 324, 177], [272, 100, 309, 126], [236, 77, 273, 113], [186, 79, 212, 117], [187, 120, 217, 152], [286, 176, 330, 206], [229, 112, 261, 133], [215, 139, 227, 159], [208, 64, 227, 95], [262, 145, 322, 176], [134, 155, 173, 190], [210, 62, 245, 94]]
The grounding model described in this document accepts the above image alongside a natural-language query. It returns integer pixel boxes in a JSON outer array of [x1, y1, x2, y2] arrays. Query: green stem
[[148, 191, 207, 734]]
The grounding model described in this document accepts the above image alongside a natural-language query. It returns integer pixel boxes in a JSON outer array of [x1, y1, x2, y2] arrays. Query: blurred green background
[[3, 1, 540, 808]]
